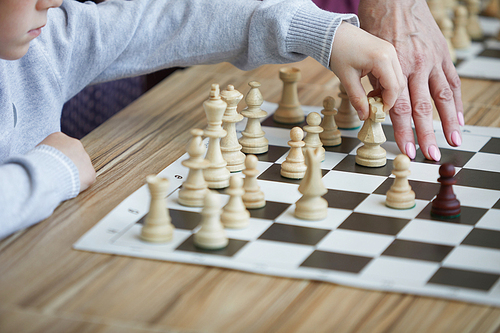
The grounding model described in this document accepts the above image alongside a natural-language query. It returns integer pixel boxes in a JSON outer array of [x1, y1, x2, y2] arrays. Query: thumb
[[340, 76, 368, 120]]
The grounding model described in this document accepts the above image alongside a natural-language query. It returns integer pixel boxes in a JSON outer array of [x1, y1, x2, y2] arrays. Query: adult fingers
[[390, 85, 417, 159], [443, 59, 465, 126]]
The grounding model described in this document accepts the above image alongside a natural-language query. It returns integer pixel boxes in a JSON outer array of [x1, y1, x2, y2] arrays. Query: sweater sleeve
[[0, 145, 80, 239], [38, 0, 358, 101]]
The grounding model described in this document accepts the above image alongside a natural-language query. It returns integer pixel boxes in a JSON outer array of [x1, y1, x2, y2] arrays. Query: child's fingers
[[370, 49, 405, 112], [340, 72, 369, 120]]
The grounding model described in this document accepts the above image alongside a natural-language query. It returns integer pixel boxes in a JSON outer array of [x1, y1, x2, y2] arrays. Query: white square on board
[[435, 133, 491, 152], [114, 224, 191, 252], [322, 170, 387, 194], [476, 209, 500, 231], [355, 194, 428, 219], [453, 185, 500, 209], [258, 180, 301, 204], [408, 162, 456, 183], [444, 246, 500, 275], [224, 218, 274, 241], [233, 239, 314, 269], [464, 152, 500, 173], [317, 229, 395, 257], [397, 219, 473, 246], [261, 126, 291, 147], [361, 256, 440, 285]]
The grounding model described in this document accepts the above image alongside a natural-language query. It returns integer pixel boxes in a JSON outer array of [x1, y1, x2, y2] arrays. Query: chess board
[[74, 101, 500, 307], [455, 16, 500, 80]]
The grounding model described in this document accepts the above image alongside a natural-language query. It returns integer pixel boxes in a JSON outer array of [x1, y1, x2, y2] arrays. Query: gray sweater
[[0, 0, 357, 238]]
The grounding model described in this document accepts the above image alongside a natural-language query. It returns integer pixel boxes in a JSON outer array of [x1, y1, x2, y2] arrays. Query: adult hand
[[330, 22, 405, 121], [38, 132, 96, 191], [358, 0, 463, 161]]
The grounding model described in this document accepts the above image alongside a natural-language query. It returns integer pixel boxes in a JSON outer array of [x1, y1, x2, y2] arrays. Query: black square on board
[[461, 228, 500, 250], [300, 250, 372, 273], [248, 201, 291, 220], [382, 124, 417, 143], [374, 178, 441, 201], [261, 115, 306, 129], [494, 198, 500, 209], [339, 212, 410, 235], [416, 203, 487, 226], [382, 239, 453, 262], [480, 137, 500, 154], [176, 235, 248, 257], [413, 148, 475, 167], [324, 137, 360, 154], [455, 168, 500, 191], [333, 155, 393, 176], [258, 163, 328, 185], [254, 145, 289, 163], [258, 223, 330, 246], [478, 48, 500, 59], [323, 189, 368, 210], [428, 267, 500, 291], [137, 209, 200, 230]]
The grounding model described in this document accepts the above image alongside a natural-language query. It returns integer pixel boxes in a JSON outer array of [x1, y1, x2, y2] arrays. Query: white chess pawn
[[452, 5, 472, 50], [386, 154, 416, 209], [466, 0, 483, 40], [319, 96, 341, 147], [221, 175, 250, 229], [438, 17, 457, 64], [239, 81, 269, 154], [356, 96, 387, 167], [141, 175, 174, 242], [303, 112, 325, 162], [178, 128, 211, 207], [281, 127, 307, 179], [336, 83, 361, 129], [294, 148, 328, 220], [242, 154, 266, 209], [194, 190, 228, 250]]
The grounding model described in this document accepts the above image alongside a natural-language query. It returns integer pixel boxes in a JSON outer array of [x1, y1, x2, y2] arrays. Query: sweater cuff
[[24, 145, 80, 201], [287, 4, 359, 69]]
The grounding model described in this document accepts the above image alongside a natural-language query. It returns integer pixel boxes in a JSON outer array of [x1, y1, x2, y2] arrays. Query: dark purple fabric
[[313, 0, 359, 14]]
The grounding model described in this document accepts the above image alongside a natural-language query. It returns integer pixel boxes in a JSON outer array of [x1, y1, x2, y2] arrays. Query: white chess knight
[[356, 96, 387, 167], [294, 147, 328, 220]]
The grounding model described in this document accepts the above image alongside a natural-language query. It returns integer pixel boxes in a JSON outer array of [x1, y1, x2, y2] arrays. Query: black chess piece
[[431, 163, 461, 218]]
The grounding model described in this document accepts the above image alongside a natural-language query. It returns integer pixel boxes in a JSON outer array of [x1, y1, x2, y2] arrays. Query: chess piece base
[[356, 145, 386, 167], [386, 190, 416, 210], [141, 224, 174, 243], [321, 137, 341, 147], [194, 233, 229, 250], [178, 189, 207, 207], [273, 109, 304, 124], [280, 169, 306, 179], [221, 211, 250, 229], [294, 196, 328, 221]]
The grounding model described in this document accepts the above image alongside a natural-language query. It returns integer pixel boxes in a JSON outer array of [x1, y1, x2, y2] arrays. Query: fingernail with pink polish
[[458, 112, 465, 126], [405, 142, 416, 160], [451, 131, 462, 146], [428, 145, 441, 161]]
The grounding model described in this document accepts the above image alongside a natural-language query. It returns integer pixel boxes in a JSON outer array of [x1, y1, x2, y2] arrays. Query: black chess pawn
[[431, 163, 461, 218]]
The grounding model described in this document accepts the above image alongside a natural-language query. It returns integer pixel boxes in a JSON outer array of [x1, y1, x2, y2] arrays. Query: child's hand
[[330, 22, 405, 119], [38, 132, 96, 192]]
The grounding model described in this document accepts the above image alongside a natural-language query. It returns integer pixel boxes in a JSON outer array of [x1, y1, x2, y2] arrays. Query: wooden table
[[1, 58, 500, 332]]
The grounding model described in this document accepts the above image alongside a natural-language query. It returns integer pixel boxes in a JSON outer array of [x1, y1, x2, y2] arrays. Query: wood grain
[[1, 57, 500, 333]]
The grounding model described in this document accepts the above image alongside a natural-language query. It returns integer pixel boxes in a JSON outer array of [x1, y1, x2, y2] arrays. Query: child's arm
[[0, 133, 94, 239], [329, 22, 405, 120]]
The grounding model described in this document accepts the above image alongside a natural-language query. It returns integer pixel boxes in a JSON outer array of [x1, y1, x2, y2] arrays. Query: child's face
[[0, 0, 62, 60]]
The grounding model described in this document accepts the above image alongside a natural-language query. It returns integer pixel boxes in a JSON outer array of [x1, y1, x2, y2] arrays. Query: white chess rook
[[203, 84, 230, 189], [220, 85, 245, 172], [141, 175, 174, 242], [273, 67, 304, 124], [356, 96, 387, 167]]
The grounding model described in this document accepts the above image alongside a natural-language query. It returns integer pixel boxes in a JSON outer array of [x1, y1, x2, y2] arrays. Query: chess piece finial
[[220, 84, 245, 172], [386, 154, 416, 209], [141, 175, 174, 242], [336, 83, 361, 129], [356, 96, 387, 167], [319, 96, 341, 147], [221, 175, 250, 229], [194, 190, 229, 249], [273, 67, 304, 124], [281, 127, 307, 179], [239, 81, 269, 154], [431, 163, 461, 218]]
